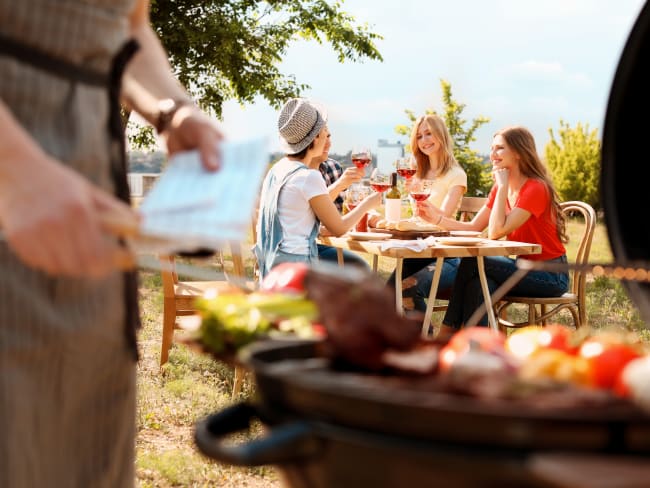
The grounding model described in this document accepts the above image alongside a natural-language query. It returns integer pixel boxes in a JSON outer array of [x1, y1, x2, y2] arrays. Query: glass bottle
[[385, 172, 401, 222]]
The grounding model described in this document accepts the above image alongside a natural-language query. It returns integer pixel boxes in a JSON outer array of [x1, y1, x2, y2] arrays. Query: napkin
[[380, 236, 437, 252], [137, 138, 268, 253]]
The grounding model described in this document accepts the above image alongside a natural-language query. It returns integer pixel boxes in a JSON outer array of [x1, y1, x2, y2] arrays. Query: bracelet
[[436, 215, 443, 226]]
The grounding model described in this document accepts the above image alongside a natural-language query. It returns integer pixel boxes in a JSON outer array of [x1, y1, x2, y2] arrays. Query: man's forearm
[[121, 20, 193, 129]]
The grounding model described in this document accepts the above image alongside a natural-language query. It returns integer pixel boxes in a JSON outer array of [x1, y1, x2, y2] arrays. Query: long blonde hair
[[496, 126, 567, 243], [410, 114, 458, 178]]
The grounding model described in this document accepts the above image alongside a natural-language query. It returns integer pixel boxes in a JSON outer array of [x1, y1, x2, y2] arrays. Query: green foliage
[[150, 0, 383, 116], [131, 1, 383, 150], [395, 79, 491, 196], [544, 120, 601, 209], [127, 124, 157, 151]]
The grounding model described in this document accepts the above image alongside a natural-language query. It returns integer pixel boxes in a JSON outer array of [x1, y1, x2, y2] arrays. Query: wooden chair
[[457, 195, 487, 222], [495, 201, 597, 330], [159, 245, 248, 397]]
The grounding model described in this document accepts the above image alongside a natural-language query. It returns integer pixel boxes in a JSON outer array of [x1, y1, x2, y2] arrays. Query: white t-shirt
[[275, 159, 328, 254], [428, 164, 467, 213]]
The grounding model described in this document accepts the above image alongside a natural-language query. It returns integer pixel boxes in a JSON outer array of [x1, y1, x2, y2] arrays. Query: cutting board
[[368, 227, 450, 240]]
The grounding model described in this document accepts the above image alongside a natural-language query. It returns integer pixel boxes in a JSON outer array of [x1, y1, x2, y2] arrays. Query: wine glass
[[351, 147, 372, 171], [345, 183, 371, 232], [408, 178, 434, 223], [396, 155, 416, 179], [369, 168, 391, 193]]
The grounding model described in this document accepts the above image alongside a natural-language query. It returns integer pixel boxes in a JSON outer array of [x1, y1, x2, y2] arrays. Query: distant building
[[127, 173, 160, 198], [376, 139, 405, 173]]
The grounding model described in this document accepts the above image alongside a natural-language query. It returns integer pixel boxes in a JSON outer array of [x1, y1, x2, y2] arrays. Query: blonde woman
[[387, 114, 467, 312]]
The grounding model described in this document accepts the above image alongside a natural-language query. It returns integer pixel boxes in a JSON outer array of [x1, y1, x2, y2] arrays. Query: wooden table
[[318, 236, 541, 333]]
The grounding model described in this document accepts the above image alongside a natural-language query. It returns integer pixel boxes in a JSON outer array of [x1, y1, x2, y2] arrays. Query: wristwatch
[[155, 98, 193, 134]]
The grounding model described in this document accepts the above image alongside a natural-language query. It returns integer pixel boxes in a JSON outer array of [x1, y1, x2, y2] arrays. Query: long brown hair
[[495, 126, 567, 243], [410, 114, 458, 178]]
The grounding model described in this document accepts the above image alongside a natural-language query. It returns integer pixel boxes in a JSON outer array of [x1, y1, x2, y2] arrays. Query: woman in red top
[[416, 126, 569, 333]]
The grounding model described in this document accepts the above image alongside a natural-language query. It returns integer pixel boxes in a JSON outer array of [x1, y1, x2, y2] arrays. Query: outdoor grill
[[194, 3, 650, 487]]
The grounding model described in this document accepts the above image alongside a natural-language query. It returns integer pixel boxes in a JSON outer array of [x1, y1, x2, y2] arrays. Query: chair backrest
[[561, 201, 597, 297], [458, 196, 487, 222]]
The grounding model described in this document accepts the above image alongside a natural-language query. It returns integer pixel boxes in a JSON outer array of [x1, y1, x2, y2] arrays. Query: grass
[[135, 217, 646, 486]]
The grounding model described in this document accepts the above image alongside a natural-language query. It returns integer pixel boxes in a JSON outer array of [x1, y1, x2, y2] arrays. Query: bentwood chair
[[159, 245, 248, 398], [496, 201, 597, 330]]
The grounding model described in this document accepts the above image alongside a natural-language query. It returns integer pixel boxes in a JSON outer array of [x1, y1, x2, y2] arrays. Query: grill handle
[[194, 402, 323, 466]]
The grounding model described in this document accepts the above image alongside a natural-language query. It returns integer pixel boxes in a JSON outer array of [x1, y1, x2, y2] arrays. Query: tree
[[544, 120, 601, 209], [394, 79, 491, 196], [129, 1, 382, 150], [149, 0, 382, 115]]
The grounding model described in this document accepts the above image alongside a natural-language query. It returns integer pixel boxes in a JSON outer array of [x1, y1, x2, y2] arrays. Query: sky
[[217, 0, 647, 157]]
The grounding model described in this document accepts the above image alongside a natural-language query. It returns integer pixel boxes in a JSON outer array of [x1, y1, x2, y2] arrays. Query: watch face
[[158, 98, 176, 113]]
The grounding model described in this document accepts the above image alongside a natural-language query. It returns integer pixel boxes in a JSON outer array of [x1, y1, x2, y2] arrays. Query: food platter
[[436, 236, 485, 246], [347, 231, 392, 241], [368, 227, 449, 240]]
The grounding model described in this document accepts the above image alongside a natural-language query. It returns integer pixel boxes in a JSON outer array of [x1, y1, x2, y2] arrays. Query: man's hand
[[338, 167, 364, 189], [0, 155, 138, 278], [161, 106, 224, 171]]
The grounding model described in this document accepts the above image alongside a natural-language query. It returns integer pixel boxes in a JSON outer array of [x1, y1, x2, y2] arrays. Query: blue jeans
[[317, 244, 370, 270], [387, 257, 460, 312], [443, 255, 569, 328], [269, 250, 312, 271]]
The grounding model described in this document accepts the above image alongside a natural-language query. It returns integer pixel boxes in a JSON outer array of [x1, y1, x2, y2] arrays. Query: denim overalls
[[255, 160, 320, 279]]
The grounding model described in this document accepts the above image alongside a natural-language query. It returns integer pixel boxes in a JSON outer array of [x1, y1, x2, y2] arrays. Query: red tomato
[[311, 323, 327, 338], [439, 326, 506, 372], [579, 337, 642, 389], [260, 263, 309, 294], [538, 324, 579, 355]]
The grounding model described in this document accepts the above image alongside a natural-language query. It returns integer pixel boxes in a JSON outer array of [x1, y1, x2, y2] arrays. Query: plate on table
[[348, 231, 392, 241], [437, 236, 485, 246], [450, 231, 483, 238]]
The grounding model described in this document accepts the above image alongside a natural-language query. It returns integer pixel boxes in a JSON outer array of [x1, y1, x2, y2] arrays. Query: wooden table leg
[[394, 258, 404, 314], [476, 256, 498, 330], [336, 249, 344, 267], [422, 257, 444, 336]]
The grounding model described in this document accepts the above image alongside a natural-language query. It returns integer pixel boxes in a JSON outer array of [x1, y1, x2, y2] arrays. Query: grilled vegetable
[[195, 292, 318, 354]]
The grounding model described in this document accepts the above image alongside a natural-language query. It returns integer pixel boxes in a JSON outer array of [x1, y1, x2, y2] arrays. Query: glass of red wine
[[369, 169, 391, 193], [351, 147, 372, 171], [408, 178, 434, 223], [345, 183, 371, 232], [396, 155, 416, 179]]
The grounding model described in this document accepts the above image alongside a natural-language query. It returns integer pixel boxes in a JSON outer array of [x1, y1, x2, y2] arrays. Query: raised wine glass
[[408, 178, 434, 223], [396, 155, 416, 180], [351, 147, 372, 171], [369, 168, 391, 193]]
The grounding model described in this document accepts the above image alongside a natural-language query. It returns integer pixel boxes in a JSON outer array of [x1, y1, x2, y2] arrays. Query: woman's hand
[[161, 106, 224, 171], [493, 168, 509, 188], [415, 200, 441, 224], [364, 191, 383, 209]]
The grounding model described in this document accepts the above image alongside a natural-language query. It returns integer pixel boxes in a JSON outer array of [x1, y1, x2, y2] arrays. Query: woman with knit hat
[[255, 98, 381, 278]]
